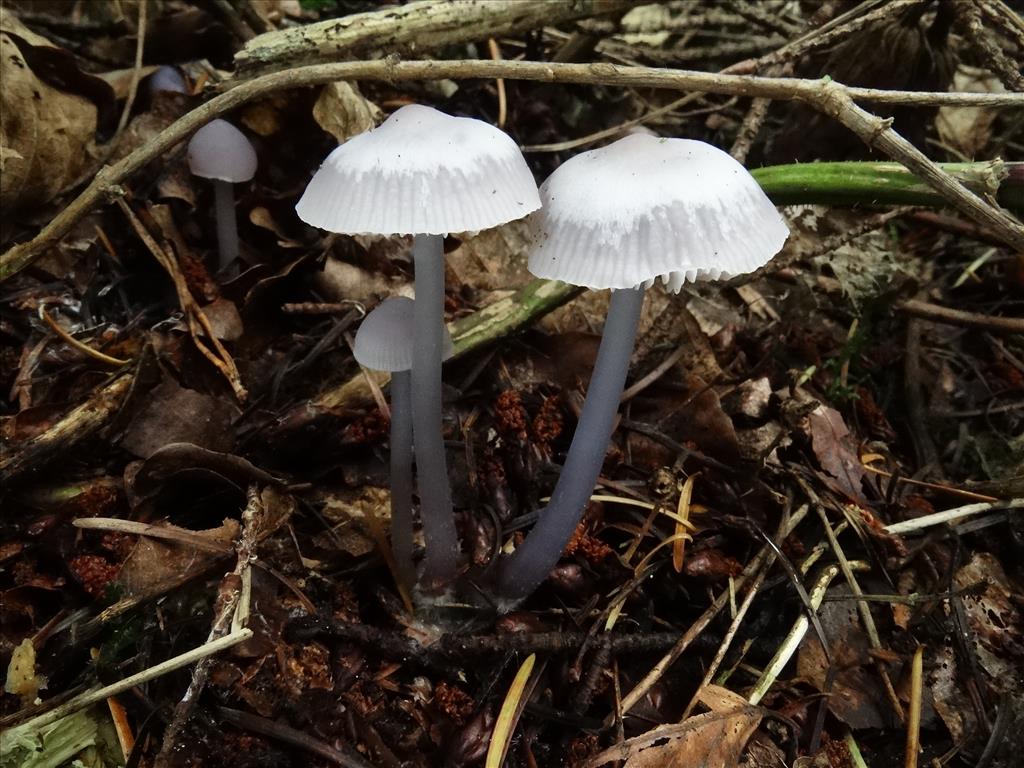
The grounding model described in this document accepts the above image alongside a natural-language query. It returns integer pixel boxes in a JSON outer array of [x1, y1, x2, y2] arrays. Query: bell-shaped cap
[[149, 66, 187, 95], [528, 134, 789, 291], [187, 119, 258, 183], [353, 296, 455, 372], [296, 104, 541, 236]]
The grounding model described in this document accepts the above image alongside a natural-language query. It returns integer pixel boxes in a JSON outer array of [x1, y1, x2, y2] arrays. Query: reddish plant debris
[[564, 521, 613, 565], [494, 389, 529, 440], [67, 553, 120, 597], [531, 394, 564, 446], [434, 680, 475, 725], [344, 411, 390, 443]]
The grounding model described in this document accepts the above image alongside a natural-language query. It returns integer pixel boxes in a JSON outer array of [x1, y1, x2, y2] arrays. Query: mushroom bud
[[187, 119, 257, 270], [148, 66, 187, 96], [494, 133, 790, 606], [297, 104, 539, 589], [353, 296, 454, 592]]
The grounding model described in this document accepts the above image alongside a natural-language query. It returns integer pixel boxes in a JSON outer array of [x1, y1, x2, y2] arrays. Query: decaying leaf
[[953, 553, 1024, 688], [120, 379, 236, 458], [0, 9, 105, 214], [807, 404, 869, 504], [312, 81, 382, 143], [796, 585, 888, 729], [937, 67, 1005, 158], [117, 519, 238, 597], [586, 693, 762, 768]]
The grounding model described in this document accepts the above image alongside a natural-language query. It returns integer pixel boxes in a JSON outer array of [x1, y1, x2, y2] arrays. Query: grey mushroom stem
[[389, 369, 415, 592], [212, 179, 239, 270], [411, 233, 459, 587], [495, 286, 645, 604]]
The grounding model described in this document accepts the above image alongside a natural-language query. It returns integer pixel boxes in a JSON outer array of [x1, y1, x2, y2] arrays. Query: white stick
[[884, 498, 1023, 535]]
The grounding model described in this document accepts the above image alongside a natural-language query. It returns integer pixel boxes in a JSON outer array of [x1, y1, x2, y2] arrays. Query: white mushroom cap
[[353, 296, 455, 372], [528, 134, 789, 292], [295, 104, 541, 236], [187, 119, 258, 183]]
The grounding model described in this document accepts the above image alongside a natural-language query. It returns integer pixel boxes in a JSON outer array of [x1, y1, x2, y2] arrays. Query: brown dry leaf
[[446, 218, 534, 292], [312, 81, 382, 143], [796, 585, 887, 729], [0, 9, 103, 214], [120, 379, 236, 458], [807, 404, 869, 504], [953, 552, 1024, 689], [937, 67, 1005, 157], [316, 486, 390, 558], [118, 519, 238, 597], [929, 645, 978, 744], [585, 704, 762, 768]]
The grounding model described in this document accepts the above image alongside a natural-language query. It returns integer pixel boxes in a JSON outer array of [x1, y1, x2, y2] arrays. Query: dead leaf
[[796, 585, 888, 729], [929, 645, 978, 744], [807, 404, 869, 504], [937, 67, 1005, 157], [953, 552, 1024, 689], [585, 705, 762, 768], [312, 81, 382, 143], [120, 379, 236, 458], [117, 519, 238, 597], [0, 10, 106, 214]]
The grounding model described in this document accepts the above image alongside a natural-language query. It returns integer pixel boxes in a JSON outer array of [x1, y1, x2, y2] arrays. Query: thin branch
[[896, 298, 1024, 334], [3, 58, 1023, 280]]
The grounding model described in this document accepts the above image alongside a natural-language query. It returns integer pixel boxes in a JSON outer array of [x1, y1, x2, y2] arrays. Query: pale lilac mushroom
[[353, 297, 454, 592], [148, 66, 187, 96], [494, 133, 790, 605], [187, 119, 258, 270], [296, 104, 540, 588]]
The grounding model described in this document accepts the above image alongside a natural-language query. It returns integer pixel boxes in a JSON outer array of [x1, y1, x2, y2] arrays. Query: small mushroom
[[297, 104, 539, 588], [494, 133, 790, 605], [148, 66, 187, 96], [187, 119, 257, 270], [353, 296, 454, 592]]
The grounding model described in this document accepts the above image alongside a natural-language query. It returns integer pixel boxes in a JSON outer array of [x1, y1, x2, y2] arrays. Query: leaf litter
[[1, 2, 1023, 767]]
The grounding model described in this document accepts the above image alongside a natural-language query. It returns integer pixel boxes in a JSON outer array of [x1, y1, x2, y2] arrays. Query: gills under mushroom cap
[[527, 133, 789, 291], [353, 296, 455, 373], [187, 119, 258, 183], [296, 104, 541, 236]]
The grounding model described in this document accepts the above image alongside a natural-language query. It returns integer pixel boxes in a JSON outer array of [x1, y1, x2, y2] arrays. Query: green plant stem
[[752, 160, 1020, 212]]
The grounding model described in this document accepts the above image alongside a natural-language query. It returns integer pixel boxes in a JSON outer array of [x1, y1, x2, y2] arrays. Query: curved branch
[[3, 58, 1023, 279]]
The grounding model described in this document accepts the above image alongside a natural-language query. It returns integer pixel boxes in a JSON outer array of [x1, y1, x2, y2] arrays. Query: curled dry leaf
[[0, 10, 106, 214], [117, 518, 239, 597], [585, 697, 762, 768], [312, 81, 382, 143]]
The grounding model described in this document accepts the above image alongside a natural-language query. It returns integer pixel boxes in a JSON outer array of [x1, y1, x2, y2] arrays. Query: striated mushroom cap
[[296, 104, 540, 236], [187, 119, 257, 183], [528, 134, 789, 292], [353, 296, 455, 373]]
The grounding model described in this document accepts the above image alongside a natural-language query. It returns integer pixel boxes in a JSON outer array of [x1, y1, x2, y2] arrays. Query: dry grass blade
[[486, 653, 538, 768], [904, 645, 924, 768]]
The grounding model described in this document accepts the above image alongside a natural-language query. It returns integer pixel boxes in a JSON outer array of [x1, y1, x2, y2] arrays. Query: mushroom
[[187, 119, 257, 270], [354, 296, 455, 592], [494, 133, 790, 605], [148, 66, 187, 96], [296, 104, 540, 587]]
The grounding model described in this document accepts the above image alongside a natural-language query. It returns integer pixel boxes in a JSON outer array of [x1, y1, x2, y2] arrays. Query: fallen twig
[[896, 299, 1024, 334], [3, 59, 1022, 280], [0, 374, 133, 482]]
